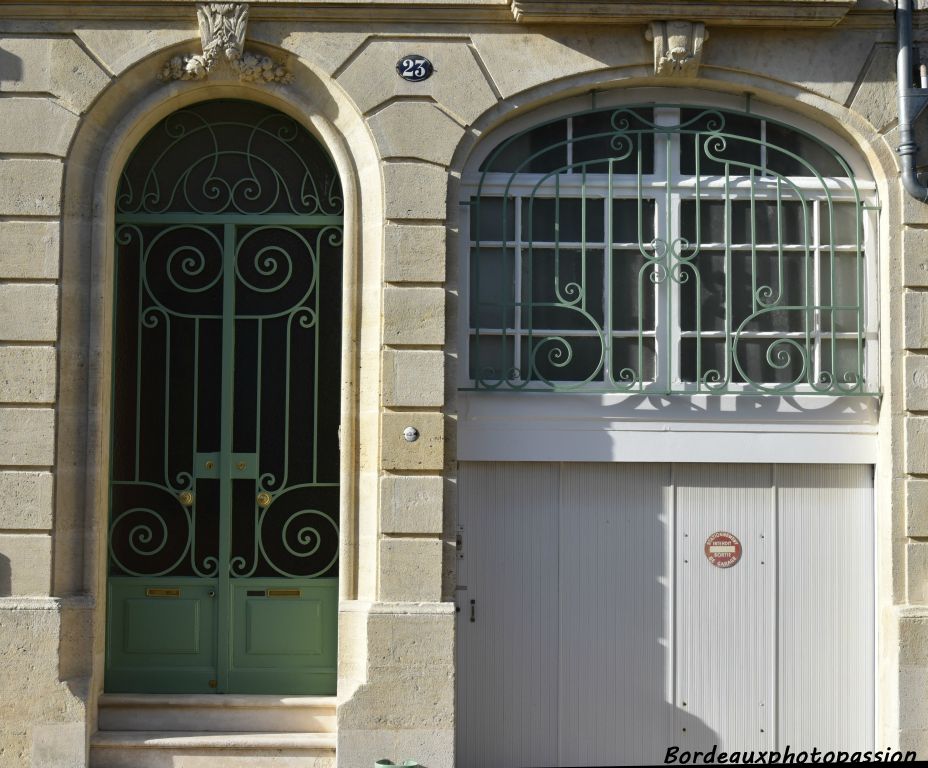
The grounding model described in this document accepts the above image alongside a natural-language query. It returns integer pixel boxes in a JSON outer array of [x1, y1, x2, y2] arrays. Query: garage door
[[456, 463, 874, 767]]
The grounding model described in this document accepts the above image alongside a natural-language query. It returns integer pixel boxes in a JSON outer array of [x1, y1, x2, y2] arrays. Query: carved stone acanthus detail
[[645, 21, 708, 78], [158, 2, 293, 84]]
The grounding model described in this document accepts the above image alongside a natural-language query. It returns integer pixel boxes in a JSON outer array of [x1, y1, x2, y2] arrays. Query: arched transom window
[[463, 102, 877, 395]]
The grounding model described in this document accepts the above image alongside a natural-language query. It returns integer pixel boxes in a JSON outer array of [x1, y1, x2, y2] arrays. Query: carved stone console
[[645, 21, 708, 78]]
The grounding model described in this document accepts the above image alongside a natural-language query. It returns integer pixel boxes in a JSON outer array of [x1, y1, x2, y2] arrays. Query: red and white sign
[[704, 531, 742, 568]]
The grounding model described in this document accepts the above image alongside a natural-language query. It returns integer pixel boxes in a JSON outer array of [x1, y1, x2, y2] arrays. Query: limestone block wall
[[0, 1, 925, 765], [325, 33, 460, 768], [899, 182, 928, 753], [0, 23, 115, 767]]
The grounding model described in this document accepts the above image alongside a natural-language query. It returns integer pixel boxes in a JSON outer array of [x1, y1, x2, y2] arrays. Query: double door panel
[[106, 221, 342, 694], [457, 462, 874, 766]]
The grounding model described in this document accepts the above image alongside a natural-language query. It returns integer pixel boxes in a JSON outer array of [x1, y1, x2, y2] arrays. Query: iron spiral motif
[[469, 104, 871, 395], [109, 101, 342, 579], [116, 101, 342, 217]]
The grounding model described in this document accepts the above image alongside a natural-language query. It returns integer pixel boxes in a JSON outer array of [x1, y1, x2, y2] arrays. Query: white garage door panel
[[456, 463, 560, 768], [559, 464, 672, 766], [776, 464, 874, 751], [456, 462, 874, 767], [675, 464, 773, 752]]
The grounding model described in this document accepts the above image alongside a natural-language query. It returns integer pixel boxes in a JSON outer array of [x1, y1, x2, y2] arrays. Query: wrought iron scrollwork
[[117, 101, 343, 217], [469, 104, 873, 395], [230, 486, 339, 579], [109, 101, 343, 580]]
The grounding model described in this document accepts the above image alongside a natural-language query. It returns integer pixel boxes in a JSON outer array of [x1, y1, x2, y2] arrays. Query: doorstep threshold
[[98, 693, 337, 708], [90, 731, 337, 751]]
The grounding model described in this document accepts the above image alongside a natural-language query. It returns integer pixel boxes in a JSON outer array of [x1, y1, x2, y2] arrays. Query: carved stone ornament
[[645, 20, 708, 78], [158, 2, 293, 84]]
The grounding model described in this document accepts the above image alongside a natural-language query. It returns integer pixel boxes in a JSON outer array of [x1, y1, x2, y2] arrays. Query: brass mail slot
[[145, 588, 180, 598], [267, 589, 301, 598]]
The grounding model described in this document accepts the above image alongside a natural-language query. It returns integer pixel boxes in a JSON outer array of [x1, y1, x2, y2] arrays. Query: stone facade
[[0, 0, 924, 765]]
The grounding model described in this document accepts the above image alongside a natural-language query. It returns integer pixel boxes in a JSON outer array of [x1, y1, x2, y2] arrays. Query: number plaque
[[396, 55, 433, 82]]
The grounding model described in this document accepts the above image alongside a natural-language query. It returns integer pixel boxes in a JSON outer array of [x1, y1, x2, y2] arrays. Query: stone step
[[89, 730, 336, 768], [97, 693, 337, 733]]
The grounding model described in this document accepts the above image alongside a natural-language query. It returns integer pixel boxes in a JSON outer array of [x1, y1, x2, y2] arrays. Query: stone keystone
[[158, 2, 293, 84]]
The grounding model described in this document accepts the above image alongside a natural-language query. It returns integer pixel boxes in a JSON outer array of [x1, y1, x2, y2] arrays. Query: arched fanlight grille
[[466, 104, 877, 395], [117, 100, 342, 217]]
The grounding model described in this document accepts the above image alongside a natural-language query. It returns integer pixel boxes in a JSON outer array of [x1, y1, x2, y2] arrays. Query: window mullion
[[760, 118, 768, 176], [655, 107, 680, 393], [461, 198, 472, 389], [605, 159, 614, 386], [725, 164, 733, 388], [813, 198, 822, 386], [864, 203, 878, 391], [566, 117, 574, 171]]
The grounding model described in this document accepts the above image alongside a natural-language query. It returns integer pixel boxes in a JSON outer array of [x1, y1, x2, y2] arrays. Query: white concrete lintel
[[457, 392, 879, 463]]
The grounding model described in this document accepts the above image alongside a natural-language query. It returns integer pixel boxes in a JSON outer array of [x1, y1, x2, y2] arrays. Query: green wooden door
[[105, 101, 342, 694]]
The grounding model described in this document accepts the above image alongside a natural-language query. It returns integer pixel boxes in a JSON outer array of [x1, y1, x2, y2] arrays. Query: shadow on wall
[[0, 553, 11, 596], [0, 47, 23, 83]]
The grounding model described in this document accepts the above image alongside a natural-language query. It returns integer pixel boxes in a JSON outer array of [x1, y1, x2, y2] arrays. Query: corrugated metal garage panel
[[456, 462, 560, 768], [674, 464, 773, 752], [776, 464, 874, 751], [558, 463, 672, 766]]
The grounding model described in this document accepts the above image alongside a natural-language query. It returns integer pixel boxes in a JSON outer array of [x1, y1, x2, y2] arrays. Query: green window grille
[[465, 103, 878, 395]]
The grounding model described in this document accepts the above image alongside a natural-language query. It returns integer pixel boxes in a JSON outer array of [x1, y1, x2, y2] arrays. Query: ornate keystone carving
[[645, 21, 708, 78], [158, 2, 293, 84], [197, 2, 248, 67]]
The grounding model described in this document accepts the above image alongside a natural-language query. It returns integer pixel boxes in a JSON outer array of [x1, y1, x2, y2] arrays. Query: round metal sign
[[704, 531, 742, 568], [396, 54, 433, 82]]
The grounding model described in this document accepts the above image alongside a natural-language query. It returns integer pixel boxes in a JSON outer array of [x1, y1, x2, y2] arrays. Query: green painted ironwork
[[467, 104, 875, 395], [106, 100, 342, 694], [375, 761, 421, 767]]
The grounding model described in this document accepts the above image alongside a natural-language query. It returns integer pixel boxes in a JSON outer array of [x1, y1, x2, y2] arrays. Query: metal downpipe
[[898, 0, 928, 202]]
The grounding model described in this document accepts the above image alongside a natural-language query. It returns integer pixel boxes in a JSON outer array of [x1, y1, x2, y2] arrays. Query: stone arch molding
[[158, 2, 293, 83], [450, 67, 898, 214]]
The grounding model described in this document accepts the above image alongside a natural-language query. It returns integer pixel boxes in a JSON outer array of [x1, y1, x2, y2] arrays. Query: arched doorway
[[105, 100, 343, 695]]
